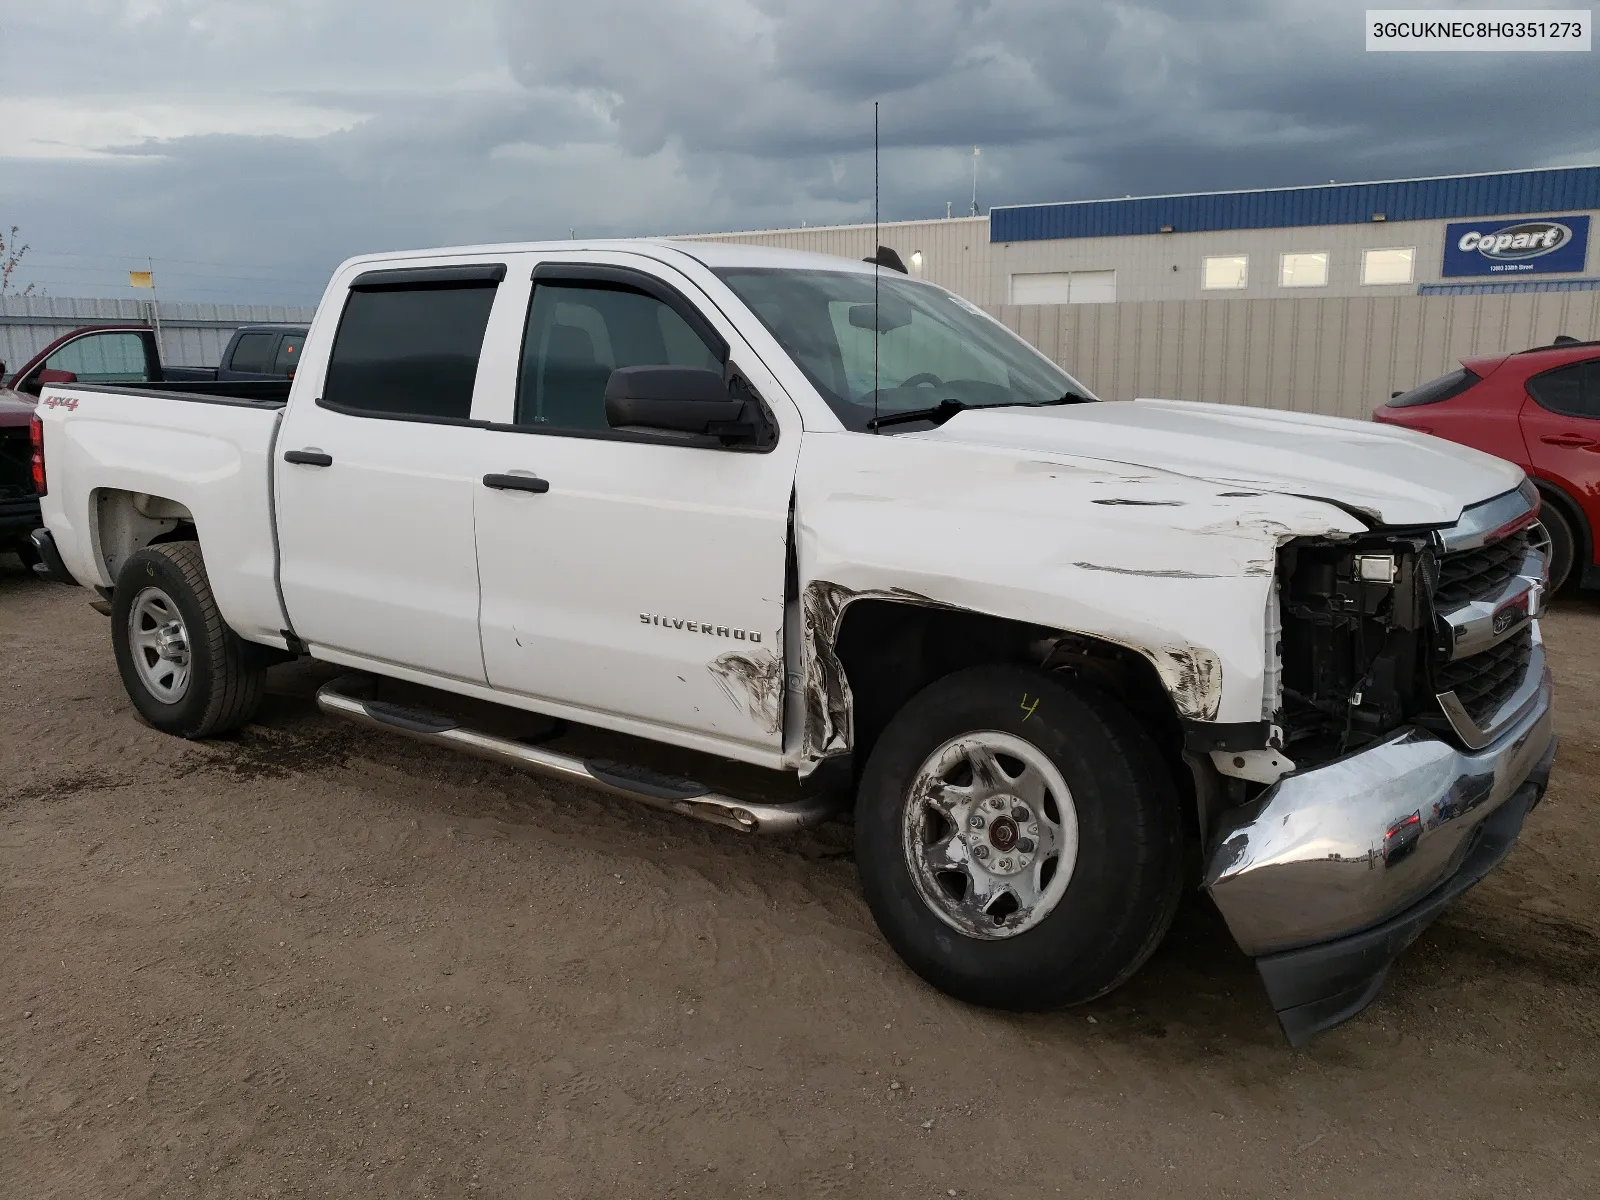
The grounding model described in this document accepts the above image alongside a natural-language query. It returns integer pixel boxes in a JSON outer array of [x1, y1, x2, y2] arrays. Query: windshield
[[715, 268, 1097, 432]]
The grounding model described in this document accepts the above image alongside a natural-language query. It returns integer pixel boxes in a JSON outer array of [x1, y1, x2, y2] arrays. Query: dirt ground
[[2, 556, 1598, 1200]]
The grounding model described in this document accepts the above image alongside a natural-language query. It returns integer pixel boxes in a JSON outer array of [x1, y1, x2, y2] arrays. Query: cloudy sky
[[0, 0, 1594, 304]]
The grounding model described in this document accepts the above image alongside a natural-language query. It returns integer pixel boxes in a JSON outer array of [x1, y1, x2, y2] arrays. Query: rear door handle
[[483, 472, 550, 494], [1539, 434, 1596, 449], [284, 449, 333, 467]]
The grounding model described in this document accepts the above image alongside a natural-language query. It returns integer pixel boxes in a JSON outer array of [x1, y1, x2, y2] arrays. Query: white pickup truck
[[31, 239, 1556, 1043]]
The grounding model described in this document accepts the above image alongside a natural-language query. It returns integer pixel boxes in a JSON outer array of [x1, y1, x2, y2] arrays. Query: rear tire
[[111, 541, 266, 738], [854, 664, 1183, 1011]]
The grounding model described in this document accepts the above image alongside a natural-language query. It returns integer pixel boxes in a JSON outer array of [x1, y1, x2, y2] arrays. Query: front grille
[[1435, 624, 1533, 726], [1434, 528, 1529, 608]]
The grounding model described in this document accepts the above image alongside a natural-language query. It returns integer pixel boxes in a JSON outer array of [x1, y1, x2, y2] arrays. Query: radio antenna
[[873, 100, 880, 435]]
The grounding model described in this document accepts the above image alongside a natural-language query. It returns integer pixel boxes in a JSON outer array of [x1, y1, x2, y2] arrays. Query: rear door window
[[323, 272, 502, 420], [1526, 359, 1600, 419], [228, 332, 277, 375]]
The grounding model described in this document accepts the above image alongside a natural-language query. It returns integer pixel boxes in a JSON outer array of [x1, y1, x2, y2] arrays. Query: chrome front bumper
[[1202, 647, 1555, 1041]]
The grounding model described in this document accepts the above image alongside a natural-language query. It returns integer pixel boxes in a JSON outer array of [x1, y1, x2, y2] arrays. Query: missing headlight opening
[[1274, 533, 1433, 768]]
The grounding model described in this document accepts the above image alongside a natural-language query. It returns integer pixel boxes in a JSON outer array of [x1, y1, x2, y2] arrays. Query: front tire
[[855, 665, 1183, 1010], [111, 542, 266, 738]]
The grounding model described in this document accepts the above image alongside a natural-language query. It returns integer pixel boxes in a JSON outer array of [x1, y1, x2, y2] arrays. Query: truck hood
[[915, 398, 1523, 527], [0, 386, 36, 429]]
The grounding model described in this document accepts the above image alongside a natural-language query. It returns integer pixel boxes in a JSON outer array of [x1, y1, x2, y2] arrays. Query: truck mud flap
[[316, 675, 835, 836]]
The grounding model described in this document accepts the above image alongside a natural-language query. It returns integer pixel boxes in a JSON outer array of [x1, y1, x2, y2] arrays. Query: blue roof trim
[[989, 167, 1600, 243], [1419, 277, 1600, 295]]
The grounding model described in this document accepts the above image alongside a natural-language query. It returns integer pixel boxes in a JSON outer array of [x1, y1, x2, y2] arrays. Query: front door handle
[[483, 472, 550, 494], [1540, 434, 1597, 449], [284, 449, 333, 466]]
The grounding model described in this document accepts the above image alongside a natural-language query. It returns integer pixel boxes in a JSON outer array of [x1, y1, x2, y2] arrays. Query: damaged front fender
[[1153, 645, 1224, 722], [798, 579, 1230, 765], [800, 580, 967, 759], [791, 431, 1368, 766]]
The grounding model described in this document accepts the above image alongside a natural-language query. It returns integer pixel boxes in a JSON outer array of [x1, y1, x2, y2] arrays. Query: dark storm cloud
[[496, 0, 1594, 213], [1, 0, 1592, 302]]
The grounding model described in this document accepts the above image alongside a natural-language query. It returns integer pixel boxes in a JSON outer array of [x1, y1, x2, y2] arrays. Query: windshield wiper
[[865, 392, 1091, 431], [866, 397, 969, 430]]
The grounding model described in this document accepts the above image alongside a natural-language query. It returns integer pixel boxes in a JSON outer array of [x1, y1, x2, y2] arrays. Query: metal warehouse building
[[678, 165, 1599, 307], [677, 165, 1600, 418]]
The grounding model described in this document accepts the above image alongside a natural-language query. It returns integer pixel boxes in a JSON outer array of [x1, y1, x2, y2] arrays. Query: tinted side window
[[46, 332, 151, 383], [515, 283, 719, 430], [1527, 360, 1600, 419], [229, 332, 277, 374], [272, 332, 305, 378], [324, 286, 497, 419]]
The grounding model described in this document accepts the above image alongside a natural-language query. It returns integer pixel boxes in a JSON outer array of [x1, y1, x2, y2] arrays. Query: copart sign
[[1442, 214, 1590, 277]]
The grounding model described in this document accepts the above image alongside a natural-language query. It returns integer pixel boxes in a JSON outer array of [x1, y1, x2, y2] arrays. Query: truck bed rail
[[50, 381, 290, 408]]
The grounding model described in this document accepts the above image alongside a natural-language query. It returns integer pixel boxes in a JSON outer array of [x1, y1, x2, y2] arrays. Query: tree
[[1, 226, 35, 296]]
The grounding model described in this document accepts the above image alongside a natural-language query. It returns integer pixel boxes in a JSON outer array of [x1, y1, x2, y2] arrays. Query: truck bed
[[63, 380, 292, 406], [35, 381, 290, 643]]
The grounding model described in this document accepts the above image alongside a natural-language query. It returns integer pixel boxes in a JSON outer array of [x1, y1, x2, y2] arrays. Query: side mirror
[[605, 365, 752, 442]]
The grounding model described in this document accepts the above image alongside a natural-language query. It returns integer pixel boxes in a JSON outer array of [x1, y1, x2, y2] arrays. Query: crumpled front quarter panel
[[793, 431, 1365, 748]]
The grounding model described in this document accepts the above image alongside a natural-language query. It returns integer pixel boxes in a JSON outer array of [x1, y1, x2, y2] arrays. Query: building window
[[1279, 252, 1329, 288], [1361, 246, 1415, 286], [1202, 255, 1248, 290], [1009, 269, 1116, 305]]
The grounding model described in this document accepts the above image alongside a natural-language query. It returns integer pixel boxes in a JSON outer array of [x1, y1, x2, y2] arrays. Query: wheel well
[[1534, 478, 1591, 567], [833, 599, 1186, 778], [90, 488, 196, 582]]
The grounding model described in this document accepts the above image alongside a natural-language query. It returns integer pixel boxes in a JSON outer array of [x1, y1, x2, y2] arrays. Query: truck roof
[[333, 238, 883, 278]]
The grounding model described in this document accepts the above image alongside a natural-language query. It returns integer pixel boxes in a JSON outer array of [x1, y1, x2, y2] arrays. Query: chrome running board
[[315, 675, 834, 835]]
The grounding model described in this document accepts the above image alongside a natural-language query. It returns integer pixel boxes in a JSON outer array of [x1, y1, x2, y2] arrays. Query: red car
[[1374, 336, 1600, 593]]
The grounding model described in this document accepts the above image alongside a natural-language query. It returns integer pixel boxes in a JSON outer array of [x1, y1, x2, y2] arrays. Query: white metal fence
[[984, 289, 1600, 418], [0, 296, 317, 375]]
